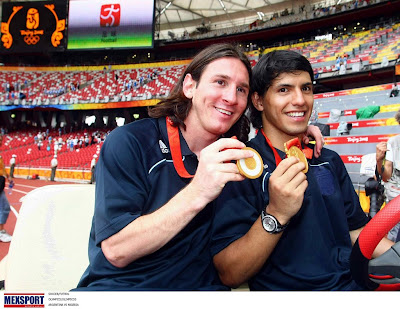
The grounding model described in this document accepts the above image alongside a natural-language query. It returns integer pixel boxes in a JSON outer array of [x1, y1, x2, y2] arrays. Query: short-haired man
[[211, 50, 393, 290]]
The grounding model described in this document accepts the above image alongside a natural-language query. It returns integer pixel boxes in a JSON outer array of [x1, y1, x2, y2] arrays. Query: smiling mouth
[[286, 111, 305, 117], [216, 107, 233, 116]]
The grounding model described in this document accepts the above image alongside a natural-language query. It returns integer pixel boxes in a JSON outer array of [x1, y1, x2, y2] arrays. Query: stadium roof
[[0, 0, 347, 40], [156, 0, 327, 39]]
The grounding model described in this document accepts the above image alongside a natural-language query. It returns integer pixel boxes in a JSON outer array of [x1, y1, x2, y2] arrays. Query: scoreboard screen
[[67, 0, 155, 50], [0, 1, 67, 53]]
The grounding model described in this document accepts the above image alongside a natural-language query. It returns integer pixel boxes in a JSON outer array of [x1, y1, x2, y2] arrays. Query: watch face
[[263, 216, 277, 232]]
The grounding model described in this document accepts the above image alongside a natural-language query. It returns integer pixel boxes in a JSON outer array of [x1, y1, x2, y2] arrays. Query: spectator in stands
[[78, 136, 83, 148], [335, 55, 342, 71], [50, 155, 58, 182], [343, 53, 348, 66], [376, 108, 400, 242], [9, 154, 16, 179], [74, 43, 324, 291], [54, 140, 59, 156], [0, 155, 12, 243], [381, 56, 389, 67], [68, 137, 74, 151], [211, 50, 393, 291], [90, 154, 97, 184], [313, 68, 320, 79], [359, 58, 364, 71], [84, 134, 90, 147], [90, 133, 96, 145], [389, 82, 399, 97], [37, 131, 43, 142], [339, 61, 346, 75]]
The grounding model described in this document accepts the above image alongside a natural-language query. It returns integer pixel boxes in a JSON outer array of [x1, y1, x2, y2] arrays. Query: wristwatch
[[261, 210, 288, 234]]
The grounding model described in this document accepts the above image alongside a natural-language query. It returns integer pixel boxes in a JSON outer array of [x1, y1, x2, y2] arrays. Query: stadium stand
[[313, 83, 400, 210], [1, 21, 399, 106], [0, 128, 106, 181], [0, 63, 189, 105], [261, 22, 400, 79]]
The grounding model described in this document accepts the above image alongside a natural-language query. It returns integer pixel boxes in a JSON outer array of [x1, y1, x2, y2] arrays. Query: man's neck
[[180, 123, 219, 157], [262, 127, 304, 152]]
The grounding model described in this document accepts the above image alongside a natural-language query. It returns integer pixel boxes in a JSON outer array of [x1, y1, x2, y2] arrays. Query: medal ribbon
[[166, 117, 194, 178], [260, 129, 313, 167], [284, 137, 313, 159], [261, 129, 283, 167]]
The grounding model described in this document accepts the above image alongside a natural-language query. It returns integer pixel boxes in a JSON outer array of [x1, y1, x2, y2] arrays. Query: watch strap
[[261, 210, 288, 233]]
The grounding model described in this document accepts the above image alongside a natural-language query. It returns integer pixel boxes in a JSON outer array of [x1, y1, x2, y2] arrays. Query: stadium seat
[[3, 184, 95, 291]]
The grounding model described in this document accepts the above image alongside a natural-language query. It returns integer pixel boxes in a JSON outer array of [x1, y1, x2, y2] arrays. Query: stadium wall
[[5, 166, 91, 182]]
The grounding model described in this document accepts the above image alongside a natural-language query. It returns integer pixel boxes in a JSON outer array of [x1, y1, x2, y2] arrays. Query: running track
[[0, 178, 78, 262]]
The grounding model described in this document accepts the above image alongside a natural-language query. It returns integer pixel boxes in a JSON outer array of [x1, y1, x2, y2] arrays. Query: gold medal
[[236, 147, 264, 179], [284, 144, 308, 173]]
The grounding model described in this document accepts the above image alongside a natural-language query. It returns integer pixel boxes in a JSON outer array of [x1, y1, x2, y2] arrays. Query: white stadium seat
[[3, 184, 95, 291]]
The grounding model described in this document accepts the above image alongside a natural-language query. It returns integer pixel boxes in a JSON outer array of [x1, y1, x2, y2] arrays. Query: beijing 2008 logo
[[100, 4, 121, 27]]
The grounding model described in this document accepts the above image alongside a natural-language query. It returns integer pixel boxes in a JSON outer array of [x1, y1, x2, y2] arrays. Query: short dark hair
[[148, 43, 252, 141], [249, 50, 314, 129], [395, 108, 400, 124]]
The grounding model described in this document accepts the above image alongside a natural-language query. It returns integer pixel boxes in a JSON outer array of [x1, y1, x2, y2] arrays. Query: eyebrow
[[274, 82, 313, 88], [214, 74, 250, 89]]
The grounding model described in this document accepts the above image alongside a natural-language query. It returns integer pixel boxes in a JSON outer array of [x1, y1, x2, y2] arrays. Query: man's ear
[[182, 74, 195, 99], [251, 93, 264, 111]]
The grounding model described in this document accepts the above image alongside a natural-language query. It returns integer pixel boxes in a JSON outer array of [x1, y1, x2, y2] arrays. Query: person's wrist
[[265, 204, 291, 226]]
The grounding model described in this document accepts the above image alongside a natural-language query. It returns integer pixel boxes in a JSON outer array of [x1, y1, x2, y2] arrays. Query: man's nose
[[222, 86, 237, 104], [292, 88, 306, 106]]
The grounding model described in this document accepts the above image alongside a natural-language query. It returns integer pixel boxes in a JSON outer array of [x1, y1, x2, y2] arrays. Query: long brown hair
[[148, 43, 252, 142]]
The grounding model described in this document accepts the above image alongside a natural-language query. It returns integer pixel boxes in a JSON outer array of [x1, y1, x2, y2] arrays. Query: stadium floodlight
[[218, 0, 226, 11], [160, 2, 172, 15]]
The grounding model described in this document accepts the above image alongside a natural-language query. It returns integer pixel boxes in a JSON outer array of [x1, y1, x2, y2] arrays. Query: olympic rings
[[24, 35, 40, 45]]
